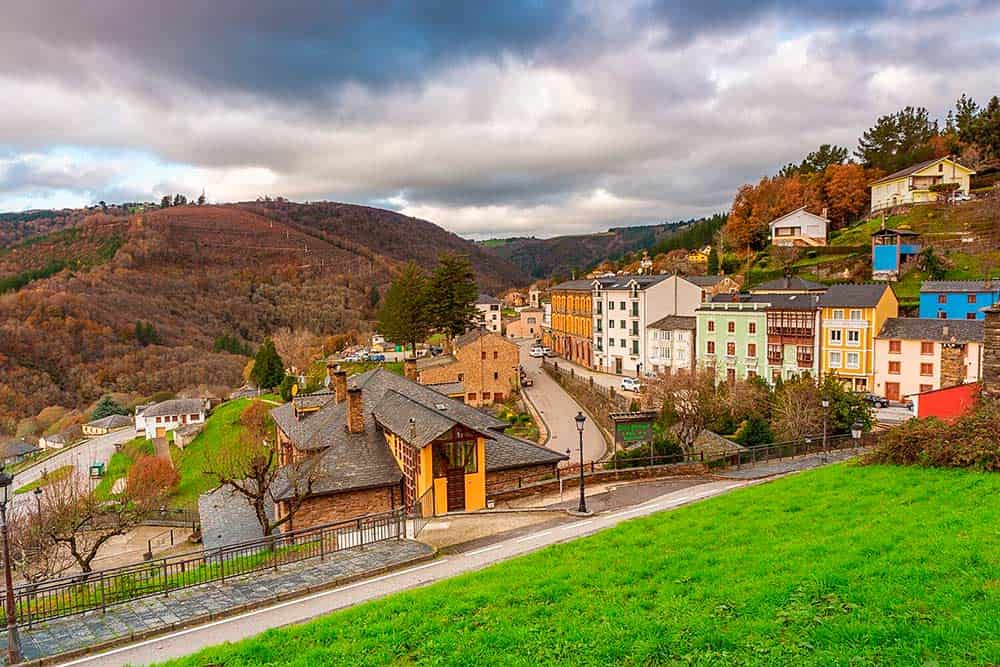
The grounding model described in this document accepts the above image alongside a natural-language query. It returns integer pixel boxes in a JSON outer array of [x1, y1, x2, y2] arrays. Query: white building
[[140, 399, 208, 440], [646, 316, 696, 375], [474, 293, 502, 334], [769, 207, 829, 247]]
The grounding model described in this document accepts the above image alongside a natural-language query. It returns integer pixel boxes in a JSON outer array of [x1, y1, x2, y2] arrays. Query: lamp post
[[821, 398, 830, 453], [851, 421, 863, 448], [33, 486, 43, 516], [0, 466, 21, 665], [574, 412, 588, 514]]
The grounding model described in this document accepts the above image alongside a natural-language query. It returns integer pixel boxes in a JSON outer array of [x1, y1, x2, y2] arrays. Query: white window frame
[[849, 309, 863, 321], [829, 329, 842, 345], [833, 309, 844, 320], [846, 352, 860, 369], [829, 351, 842, 368], [846, 329, 861, 346]]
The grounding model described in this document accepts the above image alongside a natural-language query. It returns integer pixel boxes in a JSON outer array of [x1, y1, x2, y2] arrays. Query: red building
[[910, 382, 981, 421]]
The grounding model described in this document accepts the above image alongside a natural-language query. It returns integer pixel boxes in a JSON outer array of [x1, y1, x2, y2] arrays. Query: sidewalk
[[3, 540, 433, 664]]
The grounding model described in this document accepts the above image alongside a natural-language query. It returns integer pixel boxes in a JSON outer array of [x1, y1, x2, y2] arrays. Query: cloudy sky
[[1, 1, 998, 238]]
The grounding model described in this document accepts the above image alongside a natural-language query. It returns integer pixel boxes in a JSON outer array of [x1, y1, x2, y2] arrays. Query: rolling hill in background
[[0, 202, 526, 431], [479, 220, 701, 279]]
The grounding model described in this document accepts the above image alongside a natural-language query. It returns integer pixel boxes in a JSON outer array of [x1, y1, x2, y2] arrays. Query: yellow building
[[686, 246, 711, 264], [818, 284, 898, 391], [547, 279, 594, 367], [870, 156, 975, 213]]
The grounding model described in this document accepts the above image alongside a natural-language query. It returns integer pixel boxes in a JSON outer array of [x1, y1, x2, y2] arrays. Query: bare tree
[[271, 327, 322, 375], [202, 401, 314, 538], [772, 376, 824, 441], [647, 369, 726, 455], [7, 509, 73, 582]]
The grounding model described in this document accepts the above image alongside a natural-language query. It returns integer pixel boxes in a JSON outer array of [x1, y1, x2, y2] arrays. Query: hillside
[[0, 203, 526, 432], [479, 221, 693, 279]]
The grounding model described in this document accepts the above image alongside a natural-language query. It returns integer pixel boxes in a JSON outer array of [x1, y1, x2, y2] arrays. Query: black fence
[[3, 508, 405, 627]]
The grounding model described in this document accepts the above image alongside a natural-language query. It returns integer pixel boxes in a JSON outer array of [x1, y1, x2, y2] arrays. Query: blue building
[[919, 280, 1000, 320], [871, 227, 920, 281]]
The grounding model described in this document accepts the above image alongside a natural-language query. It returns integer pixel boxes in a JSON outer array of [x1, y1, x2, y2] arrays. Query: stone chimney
[[332, 369, 347, 403], [404, 357, 418, 382], [326, 361, 336, 385], [981, 305, 1000, 399], [940, 342, 965, 388], [346, 386, 364, 434], [821, 207, 828, 219]]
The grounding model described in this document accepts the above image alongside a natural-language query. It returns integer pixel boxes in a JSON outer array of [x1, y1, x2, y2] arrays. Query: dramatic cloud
[[0, 1, 997, 237]]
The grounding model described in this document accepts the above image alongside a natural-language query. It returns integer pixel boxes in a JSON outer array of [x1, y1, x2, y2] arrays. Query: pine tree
[[427, 253, 479, 338], [250, 338, 286, 389], [855, 106, 937, 172], [160, 195, 172, 208], [707, 246, 719, 274], [377, 262, 431, 355], [91, 396, 130, 421]]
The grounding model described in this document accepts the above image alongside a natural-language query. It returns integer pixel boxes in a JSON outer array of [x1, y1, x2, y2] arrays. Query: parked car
[[368, 353, 385, 362], [950, 191, 972, 203], [861, 393, 889, 408], [529, 346, 546, 358], [429, 345, 444, 356], [620, 376, 642, 392]]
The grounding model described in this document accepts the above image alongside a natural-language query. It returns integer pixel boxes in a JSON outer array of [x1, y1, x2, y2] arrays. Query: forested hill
[[0, 202, 526, 431]]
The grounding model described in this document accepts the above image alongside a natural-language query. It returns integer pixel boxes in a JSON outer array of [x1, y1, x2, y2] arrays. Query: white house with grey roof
[[138, 398, 209, 440], [474, 293, 502, 333]]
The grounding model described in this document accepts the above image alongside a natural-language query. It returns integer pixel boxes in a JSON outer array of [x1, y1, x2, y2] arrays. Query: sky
[[0, 1, 998, 239]]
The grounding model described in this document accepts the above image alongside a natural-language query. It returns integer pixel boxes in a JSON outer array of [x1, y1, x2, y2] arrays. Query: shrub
[[127, 455, 180, 504]]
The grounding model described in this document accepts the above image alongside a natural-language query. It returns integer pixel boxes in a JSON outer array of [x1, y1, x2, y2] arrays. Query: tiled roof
[[920, 280, 1000, 293], [818, 283, 892, 308], [648, 315, 696, 331], [877, 317, 984, 343], [86, 414, 132, 429], [426, 381, 465, 396], [751, 276, 827, 292], [416, 353, 457, 370], [870, 157, 969, 185], [685, 275, 727, 287], [0, 440, 40, 459], [141, 399, 206, 418], [476, 293, 501, 305], [552, 279, 596, 291]]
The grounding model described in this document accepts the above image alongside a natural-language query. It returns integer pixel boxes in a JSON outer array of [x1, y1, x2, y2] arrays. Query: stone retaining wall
[[488, 462, 708, 503]]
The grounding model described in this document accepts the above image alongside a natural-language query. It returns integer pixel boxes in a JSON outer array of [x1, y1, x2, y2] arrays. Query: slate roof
[[552, 279, 597, 291], [751, 276, 827, 292], [876, 318, 984, 343], [426, 381, 465, 396], [141, 399, 206, 418], [871, 227, 919, 238], [920, 280, 1000, 293], [595, 274, 668, 290], [292, 391, 336, 412], [648, 315, 696, 331], [0, 440, 40, 459], [687, 429, 745, 461], [271, 369, 566, 498], [818, 283, 892, 308], [744, 293, 821, 310], [685, 275, 728, 287], [476, 293, 501, 305], [870, 157, 969, 185], [416, 353, 457, 370], [86, 414, 132, 430]]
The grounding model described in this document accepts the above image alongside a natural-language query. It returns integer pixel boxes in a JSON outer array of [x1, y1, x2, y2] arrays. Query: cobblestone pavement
[[2, 539, 433, 663], [715, 447, 868, 480]]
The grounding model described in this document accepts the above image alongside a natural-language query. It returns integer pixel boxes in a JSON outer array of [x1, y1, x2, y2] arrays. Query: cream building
[[870, 156, 975, 212]]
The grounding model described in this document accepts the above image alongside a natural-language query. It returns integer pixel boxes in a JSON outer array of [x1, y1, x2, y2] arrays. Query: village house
[[696, 297, 769, 384], [0, 439, 40, 466], [685, 274, 741, 300], [38, 427, 81, 450], [919, 280, 1000, 320], [138, 398, 208, 440], [505, 307, 544, 340], [501, 289, 528, 308], [819, 283, 899, 392], [82, 414, 133, 437], [768, 207, 829, 247], [870, 156, 975, 213], [271, 368, 566, 529], [591, 274, 676, 376], [416, 329, 519, 407], [646, 315, 696, 375], [474, 293, 503, 334], [871, 227, 921, 281], [873, 318, 983, 402], [546, 279, 595, 368], [686, 246, 712, 265]]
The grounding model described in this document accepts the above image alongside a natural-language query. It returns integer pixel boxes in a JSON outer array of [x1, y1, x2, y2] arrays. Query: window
[[493, 372, 499, 380], [847, 330, 860, 346], [888, 361, 901, 375], [849, 309, 862, 320], [727, 321, 735, 333], [937, 293, 947, 304], [609, 301, 614, 311], [967, 312, 977, 320], [938, 311, 947, 319], [829, 351, 842, 368], [919, 384, 933, 393], [833, 309, 844, 320], [457, 373, 464, 382], [707, 341, 716, 354], [631, 340, 639, 355], [466, 393, 475, 402], [920, 362, 933, 376], [631, 322, 639, 336], [748, 321, 756, 334], [747, 370, 757, 379], [920, 341, 934, 355], [434, 439, 478, 475], [609, 319, 614, 329], [494, 393, 503, 402], [747, 343, 757, 358], [493, 350, 498, 360], [620, 320, 626, 329], [726, 341, 736, 356], [846, 352, 860, 369], [889, 339, 901, 353], [707, 320, 715, 332], [596, 302, 603, 314], [968, 294, 977, 304], [620, 339, 626, 348], [631, 303, 639, 317], [938, 162, 943, 172], [609, 338, 615, 347], [481, 351, 486, 360], [829, 329, 842, 345], [619, 301, 626, 310]]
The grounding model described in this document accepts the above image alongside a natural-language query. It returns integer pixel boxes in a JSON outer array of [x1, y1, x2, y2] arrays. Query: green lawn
[[335, 360, 404, 377], [13, 464, 73, 494], [94, 437, 155, 499], [169, 398, 252, 509], [163, 464, 999, 666]]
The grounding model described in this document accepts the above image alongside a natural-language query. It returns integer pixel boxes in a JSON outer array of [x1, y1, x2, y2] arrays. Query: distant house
[[871, 227, 921, 281], [874, 318, 983, 402], [474, 294, 502, 334], [0, 440, 40, 465], [505, 307, 544, 340], [685, 275, 740, 301], [646, 315, 696, 376], [686, 246, 712, 264], [749, 275, 827, 295], [768, 207, 829, 247], [416, 329, 519, 407], [38, 428, 80, 450], [919, 280, 1000, 321], [139, 399, 208, 440], [870, 156, 975, 213], [82, 414, 133, 437]]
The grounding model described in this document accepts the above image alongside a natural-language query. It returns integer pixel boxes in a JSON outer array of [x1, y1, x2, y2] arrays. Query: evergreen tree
[[173, 194, 187, 206], [954, 93, 981, 144], [197, 190, 207, 206], [91, 396, 130, 421], [707, 246, 719, 274], [779, 144, 848, 177], [427, 253, 479, 338], [250, 337, 286, 389], [855, 106, 937, 173], [377, 262, 431, 354], [369, 285, 380, 309], [135, 321, 160, 346], [735, 414, 773, 447], [160, 195, 172, 208], [976, 95, 1000, 161]]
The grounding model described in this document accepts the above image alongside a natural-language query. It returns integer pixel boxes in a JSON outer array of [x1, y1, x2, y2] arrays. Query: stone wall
[[288, 485, 401, 532], [418, 332, 519, 406], [983, 306, 1000, 399], [940, 343, 966, 388], [542, 361, 627, 450], [486, 463, 558, 494], [488, 462, 709, 502]]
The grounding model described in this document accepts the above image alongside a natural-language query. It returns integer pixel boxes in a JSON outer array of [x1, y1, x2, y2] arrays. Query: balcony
[[767, 352, 782, 364], [767, 326, 813, 338]]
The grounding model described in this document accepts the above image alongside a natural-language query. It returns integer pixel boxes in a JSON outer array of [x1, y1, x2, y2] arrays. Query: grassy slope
[[164, 464, 999, 666], [170, 398, 251, 509], [94, 437, 155, 499], [13, 464, 73, 494]]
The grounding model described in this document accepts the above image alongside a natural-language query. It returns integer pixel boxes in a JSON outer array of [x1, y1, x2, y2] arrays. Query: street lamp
[[33, 486, 43, 516], [0, 466, 21, 665], [574, 412, 588, 514], [851, 421, 863, 446], [821, 398, 830, 452]]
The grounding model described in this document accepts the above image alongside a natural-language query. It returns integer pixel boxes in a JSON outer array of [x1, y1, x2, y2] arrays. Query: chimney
[[942, 324, 949, 337], [346, 386, 364, 434], [821, 207, 828, 219], [981, 305, 1000, 399], [332, 369, 347, 403], [325, 361, 336, 385], [404, 356, 418, 381]]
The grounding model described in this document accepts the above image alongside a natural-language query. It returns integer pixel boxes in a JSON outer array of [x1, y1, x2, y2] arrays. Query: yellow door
[[155, 427, 166, 439]]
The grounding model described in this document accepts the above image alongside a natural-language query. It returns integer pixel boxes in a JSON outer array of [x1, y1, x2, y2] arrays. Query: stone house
[[416, 329, 519, 407], [270, 367, 566, 531]]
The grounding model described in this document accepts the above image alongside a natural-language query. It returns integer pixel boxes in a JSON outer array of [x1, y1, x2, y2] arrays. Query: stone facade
[[289, 485, 402, 531], [418, 331, 519, 407], [940, 343, 967, 388], [983, 306, 1000, 398], [485, 463, 558, 494]]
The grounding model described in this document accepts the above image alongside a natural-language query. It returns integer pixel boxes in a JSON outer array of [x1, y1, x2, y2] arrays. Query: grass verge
[[13, 464, 73, 495]]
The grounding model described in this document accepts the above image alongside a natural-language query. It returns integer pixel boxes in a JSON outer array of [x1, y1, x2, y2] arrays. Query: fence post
[[162, 559, 169, 597], [100, 571, 107, 614], [219, 551, 226, 584]]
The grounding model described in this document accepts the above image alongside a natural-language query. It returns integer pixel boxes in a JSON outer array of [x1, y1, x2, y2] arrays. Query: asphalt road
[[57, 478, 750, 667], [518, 342, 607, 463]]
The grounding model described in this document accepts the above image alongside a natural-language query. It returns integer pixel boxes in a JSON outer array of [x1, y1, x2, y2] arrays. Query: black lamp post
[[851, 421, 863, 446], [33, 487, 43, 516], [821, 398, 830, 452], [0, 466, 21, 665], [636, 362, 642, 380], [575, 412, 588, 514]]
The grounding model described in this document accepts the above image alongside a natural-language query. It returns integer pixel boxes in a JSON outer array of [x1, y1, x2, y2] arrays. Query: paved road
[[518, 342, 606, 463], [56, 478, 750, 667], [544, 353, 644, 398], [9, 429, 136, 513]]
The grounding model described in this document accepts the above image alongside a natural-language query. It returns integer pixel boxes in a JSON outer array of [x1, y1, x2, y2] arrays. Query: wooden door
[[446, 467, 466, 512], [155, 427, 166, 439], [615, 357, 623, 374], [885, 382, 900, 402]]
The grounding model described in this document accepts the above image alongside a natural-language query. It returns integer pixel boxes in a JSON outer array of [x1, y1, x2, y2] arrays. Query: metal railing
[[2, 507, 405, 627]]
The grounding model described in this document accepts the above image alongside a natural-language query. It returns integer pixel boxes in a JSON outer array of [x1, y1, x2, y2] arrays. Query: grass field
[[94, 437, 155, 499], [13, 464, 73, 494], [169, 398, 251, 509], [163, 464, 999, 666]]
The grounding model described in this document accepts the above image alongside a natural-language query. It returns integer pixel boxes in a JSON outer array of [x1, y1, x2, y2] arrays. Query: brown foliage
[[127, 455, 180, 504], [771, 376, 824, 441], [647, 369, 726, 453]]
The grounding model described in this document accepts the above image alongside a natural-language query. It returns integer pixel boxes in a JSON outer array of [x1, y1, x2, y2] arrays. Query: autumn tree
[[272, 327, 322, 374], [377, 261, 431, 354], [771, 376, 824, 441], [822, 163, 874, 226], [127, 455, 180, 503], [647, 369, 726, 455], [427, 253, 478, 338]]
